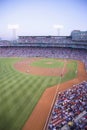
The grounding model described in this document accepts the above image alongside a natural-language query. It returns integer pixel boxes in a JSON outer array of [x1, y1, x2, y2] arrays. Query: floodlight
[[53, 24, 63, 29], [7, 24, 19, 40], [53, 24, 63, 36], [8, 24, 19, 29]]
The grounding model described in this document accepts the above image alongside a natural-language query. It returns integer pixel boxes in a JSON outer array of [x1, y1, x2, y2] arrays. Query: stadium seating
[[48, 81, 87, 130], [0, 47, 87, 70]]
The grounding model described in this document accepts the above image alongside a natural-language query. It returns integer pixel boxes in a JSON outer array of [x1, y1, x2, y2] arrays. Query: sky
[[0, 0, 87, 40]]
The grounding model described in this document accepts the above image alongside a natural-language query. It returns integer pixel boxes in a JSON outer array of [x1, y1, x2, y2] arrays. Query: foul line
[[43, 59, 67, 130]]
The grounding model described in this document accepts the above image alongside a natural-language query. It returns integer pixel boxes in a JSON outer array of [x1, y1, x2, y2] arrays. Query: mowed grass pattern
[[0, 58, 77, 130]]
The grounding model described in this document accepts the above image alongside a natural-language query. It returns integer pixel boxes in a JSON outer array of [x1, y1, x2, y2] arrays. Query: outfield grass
[[0, 58, 77, 130]]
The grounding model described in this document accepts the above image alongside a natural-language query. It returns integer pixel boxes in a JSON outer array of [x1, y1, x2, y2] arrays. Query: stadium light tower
[[53, 24, 63, 36], [8, 24, 19, 41]]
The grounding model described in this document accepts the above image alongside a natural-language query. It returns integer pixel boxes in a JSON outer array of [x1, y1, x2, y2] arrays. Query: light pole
[[53, 24, 63, 36], [8, 24, 19, 41]]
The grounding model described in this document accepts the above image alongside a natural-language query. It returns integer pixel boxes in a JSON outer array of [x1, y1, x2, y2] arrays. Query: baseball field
[[0, 57, 86, 130]]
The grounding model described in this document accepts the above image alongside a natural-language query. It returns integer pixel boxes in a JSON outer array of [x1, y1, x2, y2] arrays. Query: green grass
[[0, 58, 77, 130], [62, 60, 77, 82], [30, 58, 64, 68]]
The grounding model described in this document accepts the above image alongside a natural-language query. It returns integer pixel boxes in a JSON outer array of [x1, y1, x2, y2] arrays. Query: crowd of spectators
[[18, 36, 73, 44], [0, 40, 11, 46], [0, 47, 87, 70], [48, 81, 87, 130], [0, 36, 87, 49], [18, 35, 87, 44]]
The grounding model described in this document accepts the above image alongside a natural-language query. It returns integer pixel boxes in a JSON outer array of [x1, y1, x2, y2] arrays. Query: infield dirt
[[14, 58, 67, 76]]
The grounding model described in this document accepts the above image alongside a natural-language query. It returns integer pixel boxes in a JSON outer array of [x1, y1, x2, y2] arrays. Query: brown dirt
[[14, 58, 67, 76], [19, 59, 87, 130], [46, 62, 53, 64]]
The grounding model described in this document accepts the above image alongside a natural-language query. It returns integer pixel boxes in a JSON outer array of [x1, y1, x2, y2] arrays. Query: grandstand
[[0, 30, 87, 49], [46, 81, 87, 130], [0, 30, 87, 70]]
